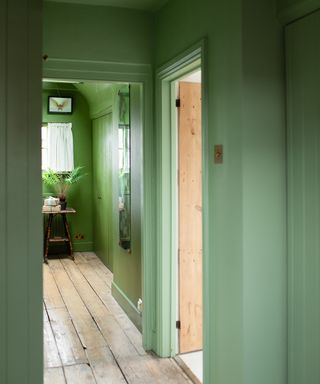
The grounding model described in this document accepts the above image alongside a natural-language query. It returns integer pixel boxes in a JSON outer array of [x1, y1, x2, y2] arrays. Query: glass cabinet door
[[118, 86, 131, 251]]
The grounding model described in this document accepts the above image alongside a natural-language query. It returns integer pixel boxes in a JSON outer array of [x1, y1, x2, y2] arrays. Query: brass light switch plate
[[214, 145, 223, 164]]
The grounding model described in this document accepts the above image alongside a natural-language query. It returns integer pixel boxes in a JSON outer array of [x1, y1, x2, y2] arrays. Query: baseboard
[[111, 281, 142, 331], [73, 241, 94, 252]]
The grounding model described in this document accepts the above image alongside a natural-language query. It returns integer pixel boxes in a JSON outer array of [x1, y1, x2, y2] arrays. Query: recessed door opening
[[42, 78, 139, 382], [41, 80, 133, 271], [175, 69, 203, 383]]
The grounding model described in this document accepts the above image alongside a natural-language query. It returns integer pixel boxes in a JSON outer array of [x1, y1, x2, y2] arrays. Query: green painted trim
[[73, 241, 94, 252], [200, 39, 210, 384], [43, 59, 156, 353], [0, 4, 7, 383], [43, 58, 151, 81], [112, 281, 142, 331], [278, 0, 320, 24], [1, 1, 43, 383], [155, 39, 209, 381]]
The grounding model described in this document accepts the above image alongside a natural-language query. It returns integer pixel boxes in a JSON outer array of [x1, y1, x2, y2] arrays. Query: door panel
[[178, 81, 202, 353], [93, 113, 113, 270], [286, 10, 320, 384]]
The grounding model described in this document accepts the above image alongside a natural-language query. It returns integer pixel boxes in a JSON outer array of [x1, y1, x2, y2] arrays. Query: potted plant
[[42, 166, 87, 209]]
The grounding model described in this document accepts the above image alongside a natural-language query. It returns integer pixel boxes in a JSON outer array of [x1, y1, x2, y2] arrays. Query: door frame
[[155, 39, 209, 364], [43, 58, 156, 351]]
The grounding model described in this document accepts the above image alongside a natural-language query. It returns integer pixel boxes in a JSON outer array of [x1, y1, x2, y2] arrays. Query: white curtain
[[47, 123, 74, 172]]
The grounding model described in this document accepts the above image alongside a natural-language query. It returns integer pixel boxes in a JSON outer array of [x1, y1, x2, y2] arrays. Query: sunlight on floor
[[179, 351, 203, 383]]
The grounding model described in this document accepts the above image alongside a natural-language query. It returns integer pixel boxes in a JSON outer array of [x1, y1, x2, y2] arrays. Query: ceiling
[[45, 0, 169, 12]]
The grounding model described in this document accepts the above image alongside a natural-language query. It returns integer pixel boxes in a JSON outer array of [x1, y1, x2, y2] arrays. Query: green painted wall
[[286, 10, 320, 383], [277, 0, 320, 23], [155, 0, 287, 383], [42, 84, 94, 252], [43, 2, 153, 64], [1, 1, 43, 383], [64, 79, 143, 326], [242, 1, 287, 383], [92, 112, 114, 270], [111, 84, 142, 329], [90, 83, 143, 328]]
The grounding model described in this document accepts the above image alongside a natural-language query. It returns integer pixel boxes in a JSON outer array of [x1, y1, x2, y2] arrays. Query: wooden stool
[[43, 208, 76, 263]]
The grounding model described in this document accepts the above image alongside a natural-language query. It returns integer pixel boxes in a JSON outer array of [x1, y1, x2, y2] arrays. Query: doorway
[[175, 70, 203, 383], [41, 78, 146, 381]]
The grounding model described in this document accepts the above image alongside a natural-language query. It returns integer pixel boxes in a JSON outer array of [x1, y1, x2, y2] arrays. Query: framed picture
[[48, 96, 73, 114]]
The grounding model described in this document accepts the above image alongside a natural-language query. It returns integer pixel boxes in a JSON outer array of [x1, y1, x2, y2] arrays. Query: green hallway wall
[[85, 83, 142, 328], [111, 84, 143, 329], [242, 1, 287, 383], [91, 84, 143, 328], [286, 10, 320, 383], [43, 2, 153, 64], [277, 0, 320, 22], [155, 0, 287, 383], [1, 1, 43, 383], [42, 86, 94, 252]]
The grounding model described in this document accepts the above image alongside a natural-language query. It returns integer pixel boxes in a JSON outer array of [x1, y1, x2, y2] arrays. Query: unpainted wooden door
[[178, 81, 203, 353]]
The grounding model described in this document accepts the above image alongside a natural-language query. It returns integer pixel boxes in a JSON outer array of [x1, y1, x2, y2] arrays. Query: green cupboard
[[92, 113, 114, 271]]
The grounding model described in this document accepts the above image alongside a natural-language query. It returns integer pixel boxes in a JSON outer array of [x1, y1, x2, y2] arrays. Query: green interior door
[[93, 113, 113, 271], [286, 10, 320, 384]]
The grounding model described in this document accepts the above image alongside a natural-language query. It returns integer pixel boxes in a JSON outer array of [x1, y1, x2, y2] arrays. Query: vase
[[60, 199, 67, 210]]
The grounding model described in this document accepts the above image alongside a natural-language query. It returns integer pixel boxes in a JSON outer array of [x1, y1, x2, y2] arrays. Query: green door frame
[[43, 58, 156, 351], [154, 39, 210, 374]]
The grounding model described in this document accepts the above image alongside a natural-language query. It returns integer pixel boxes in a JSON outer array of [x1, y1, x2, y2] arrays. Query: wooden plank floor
[[44, 252, 192, 384]]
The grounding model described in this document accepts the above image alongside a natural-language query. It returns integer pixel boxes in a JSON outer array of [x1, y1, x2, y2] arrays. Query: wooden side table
[[43, 208, 76, 263]]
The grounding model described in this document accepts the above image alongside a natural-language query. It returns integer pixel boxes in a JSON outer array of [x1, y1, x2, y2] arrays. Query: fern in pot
[[42, 166, 87, 210]]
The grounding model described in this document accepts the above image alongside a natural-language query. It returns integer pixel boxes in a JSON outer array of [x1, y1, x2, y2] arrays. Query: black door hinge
[[176, 99, 181, 108], [176, 320, 181, 329]]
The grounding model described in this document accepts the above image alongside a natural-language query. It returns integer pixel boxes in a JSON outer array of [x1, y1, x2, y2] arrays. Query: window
[[41, 122, 74, 172]]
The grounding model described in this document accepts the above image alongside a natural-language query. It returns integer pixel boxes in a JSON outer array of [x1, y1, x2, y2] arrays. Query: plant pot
[[60, 199, 67, 210]]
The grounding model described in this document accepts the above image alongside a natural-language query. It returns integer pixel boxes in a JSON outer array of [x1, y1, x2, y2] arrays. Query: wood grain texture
[[47, 307, 87, 366], [43, 253, 191, 383], [44, 367, 66, 384], [43, 264, 65, 310], [64, 364, 96, 384], [49, 259, 107, 350], [178, 82, 203, 353], [86, 347, 127, 384], [43, 318, 61, 368]]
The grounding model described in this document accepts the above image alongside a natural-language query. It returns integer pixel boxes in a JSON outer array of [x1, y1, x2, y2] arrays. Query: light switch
[[214, 145, 223, 164]]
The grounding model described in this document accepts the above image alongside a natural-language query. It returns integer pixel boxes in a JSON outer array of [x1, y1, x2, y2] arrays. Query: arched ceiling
[[42, 80, 121, 118], [45, 0, 169, 12]]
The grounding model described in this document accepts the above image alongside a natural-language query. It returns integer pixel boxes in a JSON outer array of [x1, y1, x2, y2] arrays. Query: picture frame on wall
[[48, 96, 73, 114]]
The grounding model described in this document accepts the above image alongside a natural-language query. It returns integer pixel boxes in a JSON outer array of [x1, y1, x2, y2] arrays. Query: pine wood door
[[178, 81, 203, 353]]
